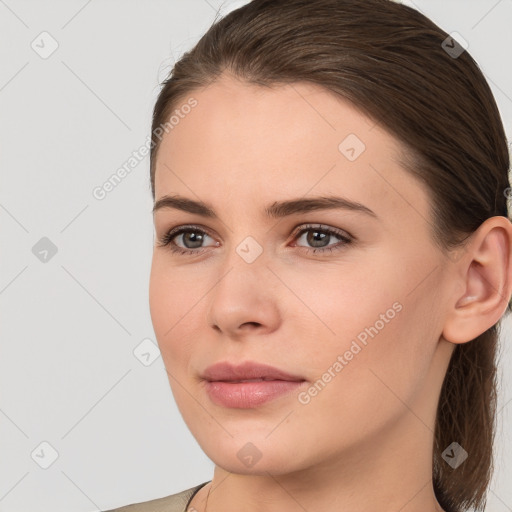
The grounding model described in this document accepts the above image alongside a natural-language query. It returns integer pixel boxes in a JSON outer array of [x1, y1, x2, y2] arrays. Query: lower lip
[[205, 380, 305, 408]]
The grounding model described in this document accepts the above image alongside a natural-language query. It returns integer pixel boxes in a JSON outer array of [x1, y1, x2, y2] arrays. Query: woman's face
[[149, 75, 456, 476]]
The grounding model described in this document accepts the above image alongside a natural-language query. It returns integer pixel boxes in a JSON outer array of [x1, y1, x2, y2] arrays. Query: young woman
[[104, 0, 512, 511]]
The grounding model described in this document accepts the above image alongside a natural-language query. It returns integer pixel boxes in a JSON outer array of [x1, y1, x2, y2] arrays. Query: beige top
[[102, 481, 211, 512]]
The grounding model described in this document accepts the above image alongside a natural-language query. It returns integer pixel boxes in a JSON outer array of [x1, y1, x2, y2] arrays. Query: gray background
[[0, 1, 511, 511]]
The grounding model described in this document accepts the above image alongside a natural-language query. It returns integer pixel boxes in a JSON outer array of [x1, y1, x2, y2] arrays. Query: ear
[[442, 216, 512, 344]]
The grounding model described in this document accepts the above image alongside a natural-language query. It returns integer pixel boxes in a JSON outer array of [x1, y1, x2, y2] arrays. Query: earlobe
[[442, 216, 512, 345]]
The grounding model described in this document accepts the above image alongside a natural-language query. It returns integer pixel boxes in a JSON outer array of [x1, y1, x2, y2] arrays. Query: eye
[[290, 223, 353, 254], [156, 223, 353, 256], [156, 224, 218, 255]]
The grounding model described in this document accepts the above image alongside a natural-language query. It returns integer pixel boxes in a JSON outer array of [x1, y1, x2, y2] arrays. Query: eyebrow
[[153, 194, 378, 219]]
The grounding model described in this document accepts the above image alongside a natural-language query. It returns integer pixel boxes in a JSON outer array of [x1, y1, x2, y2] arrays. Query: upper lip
[[202, 361, 305, 382]]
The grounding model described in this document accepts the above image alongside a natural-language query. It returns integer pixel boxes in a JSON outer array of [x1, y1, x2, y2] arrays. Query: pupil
[[308, 230, 328, 247], [184, 232, 203, 249]]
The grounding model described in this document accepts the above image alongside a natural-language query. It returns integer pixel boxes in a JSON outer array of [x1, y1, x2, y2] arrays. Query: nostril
[[242, 322, 261, 328]]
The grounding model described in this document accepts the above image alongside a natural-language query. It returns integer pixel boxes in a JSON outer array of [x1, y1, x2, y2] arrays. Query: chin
[[193, 428, 308, 474]]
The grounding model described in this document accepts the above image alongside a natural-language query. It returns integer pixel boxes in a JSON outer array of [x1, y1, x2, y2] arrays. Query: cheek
[[148, 256, 202, 364], [291, 299, 431, 451], [275, 257, 403, 342], [286, 259, 434, 406]]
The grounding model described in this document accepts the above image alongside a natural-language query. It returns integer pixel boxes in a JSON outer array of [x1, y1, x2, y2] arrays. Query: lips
[[201, 361, 305, 383], [201, 361, 306, 408], [228, 378, 272, 383]]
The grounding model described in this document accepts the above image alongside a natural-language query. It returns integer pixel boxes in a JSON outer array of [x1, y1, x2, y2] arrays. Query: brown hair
[[148, 1, 511, 510]]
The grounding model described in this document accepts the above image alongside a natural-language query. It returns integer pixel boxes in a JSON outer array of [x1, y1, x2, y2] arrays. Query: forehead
[[154, 75, 428, 223]]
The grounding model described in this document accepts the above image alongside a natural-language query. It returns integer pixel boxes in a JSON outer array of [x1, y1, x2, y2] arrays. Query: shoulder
[[102, 481, 211, 512]]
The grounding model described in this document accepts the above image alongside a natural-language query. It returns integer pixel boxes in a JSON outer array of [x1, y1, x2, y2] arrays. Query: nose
[[205, 252, 282, 339]]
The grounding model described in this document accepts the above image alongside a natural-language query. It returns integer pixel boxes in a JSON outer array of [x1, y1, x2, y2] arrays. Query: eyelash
[[157, 223, 353, 256]]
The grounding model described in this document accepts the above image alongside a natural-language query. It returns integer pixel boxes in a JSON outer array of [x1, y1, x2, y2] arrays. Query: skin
[[149, 73, 512, 512]]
